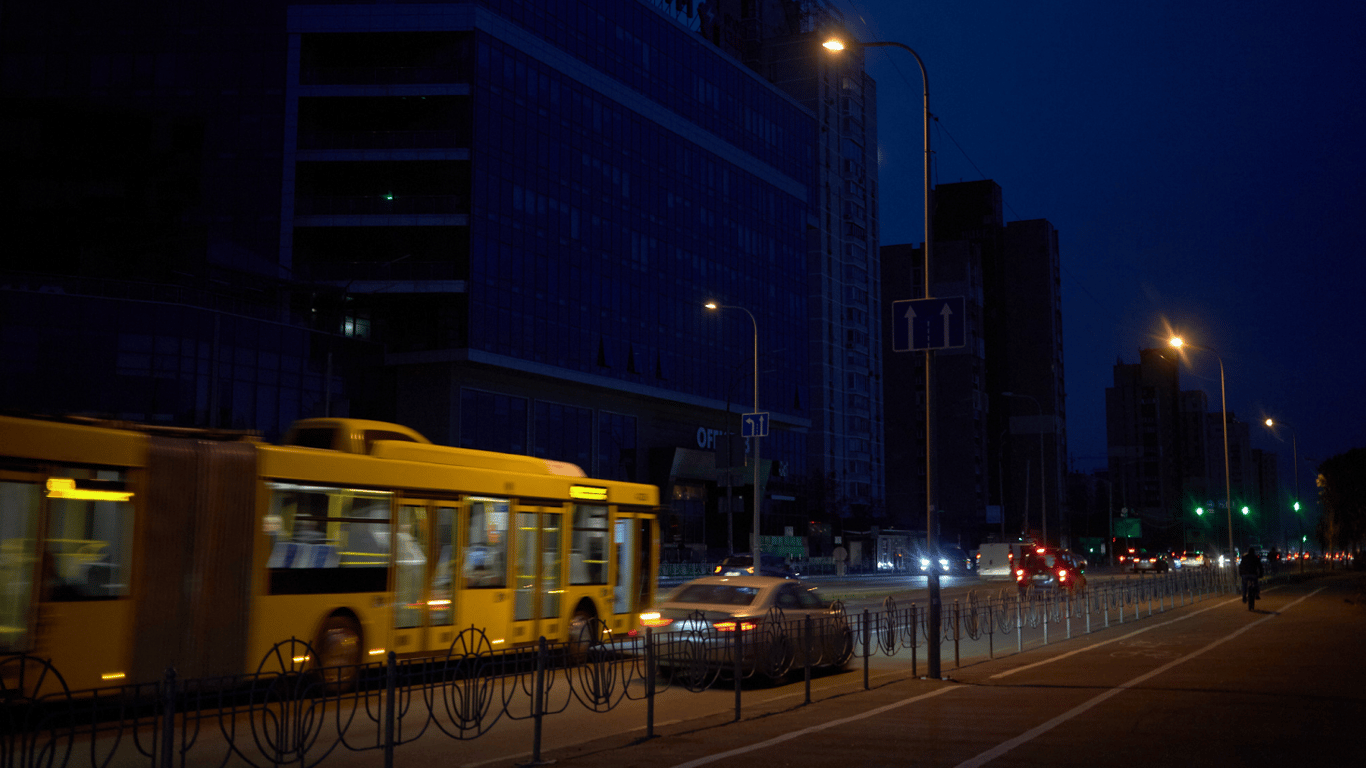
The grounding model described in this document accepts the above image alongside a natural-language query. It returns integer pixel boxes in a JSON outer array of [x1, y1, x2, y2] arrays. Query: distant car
[[917, 545, 975, 575], [636, 575, 853, 681], [1174, 550, 1209, 569], [713, 553, 798, 579], [1015, 546, 1087, 592], [1130, 549, 1171, 573]]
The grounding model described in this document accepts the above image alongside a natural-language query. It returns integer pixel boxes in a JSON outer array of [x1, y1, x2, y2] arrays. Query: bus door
[[457, 497, 512, 648], [510, 505, 563, 646], [1, 466, 139, 691], [611, 512, 657, 633], [0, 472, 43, 655], [391, 500, 456, 655]]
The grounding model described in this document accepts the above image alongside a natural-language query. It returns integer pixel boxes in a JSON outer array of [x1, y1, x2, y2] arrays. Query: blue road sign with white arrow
[[742, 412, 769, 438], [891, 296, 967, 352]]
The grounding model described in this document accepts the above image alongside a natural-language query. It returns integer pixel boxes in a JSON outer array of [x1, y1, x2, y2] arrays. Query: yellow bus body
[[0, 415, 659, 692]]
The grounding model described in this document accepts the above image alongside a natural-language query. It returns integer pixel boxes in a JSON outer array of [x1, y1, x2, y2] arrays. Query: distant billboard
[[1114, 517, 1142, 538]]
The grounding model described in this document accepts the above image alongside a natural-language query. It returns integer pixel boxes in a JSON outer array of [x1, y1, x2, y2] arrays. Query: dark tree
[[1315, 448, 1366, 554]]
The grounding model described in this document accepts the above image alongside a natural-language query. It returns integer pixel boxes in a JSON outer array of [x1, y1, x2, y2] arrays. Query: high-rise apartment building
[[1105, 348, 1273, 552], [882, 180, 1065, 550], [1105, 348, 1186, 544]]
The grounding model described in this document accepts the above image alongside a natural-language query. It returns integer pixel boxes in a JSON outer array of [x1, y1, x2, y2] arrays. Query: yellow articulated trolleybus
[[0, 414, 660, 692]]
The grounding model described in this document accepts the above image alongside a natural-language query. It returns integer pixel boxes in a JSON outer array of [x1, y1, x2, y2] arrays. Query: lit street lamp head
[[822, 39, 846, 51], [1168, 336, 1184, 348]]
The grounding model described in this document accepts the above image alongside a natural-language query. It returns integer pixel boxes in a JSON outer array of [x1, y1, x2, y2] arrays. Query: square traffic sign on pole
[[891, 296, 966, 352], [741, 412, 769, 437]]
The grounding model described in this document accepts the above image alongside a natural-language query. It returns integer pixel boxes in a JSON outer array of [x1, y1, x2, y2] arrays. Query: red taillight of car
[[639, 612, 672, 628], [1058, 569, 1068, 582], [713, 620, 758, 632], [1015, 568, 1025, 581]]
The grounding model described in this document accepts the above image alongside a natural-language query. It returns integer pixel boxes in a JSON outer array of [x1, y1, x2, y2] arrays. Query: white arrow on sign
[[940, 302, 954, 348]]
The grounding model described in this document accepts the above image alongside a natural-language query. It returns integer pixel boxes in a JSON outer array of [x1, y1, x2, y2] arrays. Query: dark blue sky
[[828, 0, 1366, 496]]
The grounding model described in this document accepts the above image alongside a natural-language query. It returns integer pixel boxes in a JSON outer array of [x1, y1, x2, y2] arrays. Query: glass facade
[[2, 0, 887, 559], [466, 19, 812, 409], [0, 290, 346, 438], [283, 1, 818, 494]]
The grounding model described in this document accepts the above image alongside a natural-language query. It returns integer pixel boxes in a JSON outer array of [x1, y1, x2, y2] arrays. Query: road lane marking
[[955, 587, 1324, 768], [991, 594, 1238, 678], [669, 685, 959, 768]]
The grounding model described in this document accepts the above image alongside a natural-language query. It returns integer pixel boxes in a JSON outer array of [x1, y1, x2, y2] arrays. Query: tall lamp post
[[1168, 337, 1235, 560], [823, 35, 940, 678], [1002, 392, 1046, 544], [706, 302, 762, 578], [1264, 417, 1303, 573]]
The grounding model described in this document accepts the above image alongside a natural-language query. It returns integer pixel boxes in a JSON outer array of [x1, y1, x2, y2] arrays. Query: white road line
[[669, 686, 959, 768], [990, 595, 1234, 678], [954, 587, 1324, 768]]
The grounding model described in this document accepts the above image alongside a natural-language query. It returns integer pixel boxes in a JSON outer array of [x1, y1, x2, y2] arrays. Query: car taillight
[[1058, 569, 1068, 581], [1015, 568, 1024, 581], [713, 620, 757, 632], [639, 612, 672, 628]]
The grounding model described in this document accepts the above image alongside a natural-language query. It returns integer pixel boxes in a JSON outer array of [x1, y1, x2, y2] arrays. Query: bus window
[[394, 505, 428, 629], [613, 518, 632, 614], [570, 505, 608, 586], [430, 506, 454, 626], [266, 483, 390, 594], [464, 498, 507, 589], [0, 480, 40, 651], [44, 470, 133, 601]]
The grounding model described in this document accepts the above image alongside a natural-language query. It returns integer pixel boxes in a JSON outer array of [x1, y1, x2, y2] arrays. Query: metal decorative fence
[[1, 567, 1256, 768]]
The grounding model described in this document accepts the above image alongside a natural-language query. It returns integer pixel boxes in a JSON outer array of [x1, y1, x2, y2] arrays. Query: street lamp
[[706, 301, 762, 578], [1264, 417, 1303, 572], [1002, 392, 1046, 544], [824, 33, 942, 679], [1168, 336, 1235, 560]]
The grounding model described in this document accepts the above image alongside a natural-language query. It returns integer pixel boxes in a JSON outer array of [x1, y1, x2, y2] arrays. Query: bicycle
[[1242, 575, 1260, 611]]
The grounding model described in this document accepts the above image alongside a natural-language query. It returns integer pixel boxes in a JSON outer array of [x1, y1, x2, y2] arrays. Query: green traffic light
[[1241, 506, 1250, 515], [1195, 507, 1204, 516], [1293, 501, 1301, 511]]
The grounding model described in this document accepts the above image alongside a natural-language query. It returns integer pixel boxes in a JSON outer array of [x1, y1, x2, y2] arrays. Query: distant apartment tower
[[1105, 348, 1186, 545], [882, 180, 1065, 549], [1106, 348, 1269, 551]]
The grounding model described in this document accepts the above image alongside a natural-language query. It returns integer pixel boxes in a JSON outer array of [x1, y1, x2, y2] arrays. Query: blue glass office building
[[283, 1, 817, 559], [1, 0, 885, 559]]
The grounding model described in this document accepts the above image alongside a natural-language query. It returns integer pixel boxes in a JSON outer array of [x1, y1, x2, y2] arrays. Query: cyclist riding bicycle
[[1238, 547, 1264, 609]]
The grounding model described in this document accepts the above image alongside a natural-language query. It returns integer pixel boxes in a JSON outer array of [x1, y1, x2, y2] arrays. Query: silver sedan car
[[636, 575, 853, 684]]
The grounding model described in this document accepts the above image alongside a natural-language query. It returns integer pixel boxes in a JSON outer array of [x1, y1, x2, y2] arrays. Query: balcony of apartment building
[[296, 96, 473, 156], [298, 31, 474, 87], [291, 30, 475, 219]]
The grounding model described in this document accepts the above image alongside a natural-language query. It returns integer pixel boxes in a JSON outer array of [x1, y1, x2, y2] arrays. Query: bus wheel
[[316, 615, 362, 690]]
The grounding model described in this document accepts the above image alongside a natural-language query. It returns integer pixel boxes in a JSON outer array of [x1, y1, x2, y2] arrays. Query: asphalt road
[[532, 570, 1366, 768]]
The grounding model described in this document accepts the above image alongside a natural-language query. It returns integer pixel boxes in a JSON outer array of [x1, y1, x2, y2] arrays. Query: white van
[[976, 542, 1031, 580]]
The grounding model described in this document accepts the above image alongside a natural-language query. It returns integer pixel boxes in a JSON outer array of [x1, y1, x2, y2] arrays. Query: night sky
[[827, 1, 1366, 501]]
